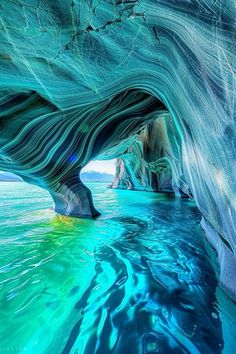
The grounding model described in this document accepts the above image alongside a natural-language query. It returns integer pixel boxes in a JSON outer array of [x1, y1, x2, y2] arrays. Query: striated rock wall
[[110, 115, 190, 196], [0, 1, 235, 299]]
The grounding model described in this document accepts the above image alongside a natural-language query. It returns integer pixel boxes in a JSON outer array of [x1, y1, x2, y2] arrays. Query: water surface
[[0, 182, 235, 353]]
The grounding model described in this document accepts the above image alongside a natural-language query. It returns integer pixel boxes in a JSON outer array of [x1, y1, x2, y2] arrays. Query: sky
[[82, 159, 116, 175], [0, 171, 18, 176]]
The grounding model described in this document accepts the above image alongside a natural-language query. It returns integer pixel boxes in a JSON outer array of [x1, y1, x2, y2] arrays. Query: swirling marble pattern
[[0, 1, 235, 298], [109, 115, 190, 196]]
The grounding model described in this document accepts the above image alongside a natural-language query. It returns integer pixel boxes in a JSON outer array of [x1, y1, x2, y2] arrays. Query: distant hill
[[0, 172, 22, 182], [81, 171, 114, 182], [0, 171, 114, 183]]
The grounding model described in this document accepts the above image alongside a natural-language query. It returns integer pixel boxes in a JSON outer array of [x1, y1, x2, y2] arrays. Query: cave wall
[[110, 115, 190, 196], [0, 1, 235, 299]]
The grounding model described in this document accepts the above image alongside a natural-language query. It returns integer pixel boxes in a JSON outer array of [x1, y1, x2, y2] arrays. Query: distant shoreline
[[0, 180, 112, 183], [0, 171, 114, 183], [0, 180, 22, 182]]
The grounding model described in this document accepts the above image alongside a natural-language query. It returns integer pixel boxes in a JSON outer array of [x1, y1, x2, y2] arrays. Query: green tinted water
[[0, 182, 235, 353]]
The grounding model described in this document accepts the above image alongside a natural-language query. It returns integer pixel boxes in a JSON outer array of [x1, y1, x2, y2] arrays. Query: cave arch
[[1, 84, 235, 300], [0, 89, 171, 217]]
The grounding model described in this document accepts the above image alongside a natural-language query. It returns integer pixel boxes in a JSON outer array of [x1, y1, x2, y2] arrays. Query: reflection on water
[[0, 182, 235, 353]]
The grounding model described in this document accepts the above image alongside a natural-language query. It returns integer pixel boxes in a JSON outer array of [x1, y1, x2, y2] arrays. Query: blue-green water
[[0, 182, 236, 354]]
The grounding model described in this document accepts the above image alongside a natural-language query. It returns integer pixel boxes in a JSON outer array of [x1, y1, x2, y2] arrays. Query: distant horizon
[[82, 159, 116, 175], [0, 159, 116, 179]]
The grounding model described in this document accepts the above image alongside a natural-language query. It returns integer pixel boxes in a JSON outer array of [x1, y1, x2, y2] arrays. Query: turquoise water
[[0, 182, 236, 354]]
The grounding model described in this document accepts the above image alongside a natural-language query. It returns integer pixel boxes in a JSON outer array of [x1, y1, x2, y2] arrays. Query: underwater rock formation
[[0, 1, 235, 299]]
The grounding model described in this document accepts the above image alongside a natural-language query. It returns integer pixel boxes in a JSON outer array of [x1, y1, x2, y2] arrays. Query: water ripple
[[0, 182, 235, 353]]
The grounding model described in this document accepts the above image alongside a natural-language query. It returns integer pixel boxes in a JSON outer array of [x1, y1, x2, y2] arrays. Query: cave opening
[[0, 87, 235, 314], [74, 88, 191, 217], [0, 88, 191, 219]]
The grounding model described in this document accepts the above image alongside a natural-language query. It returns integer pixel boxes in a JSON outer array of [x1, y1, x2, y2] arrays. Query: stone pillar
[[49, 174, 100, 218]]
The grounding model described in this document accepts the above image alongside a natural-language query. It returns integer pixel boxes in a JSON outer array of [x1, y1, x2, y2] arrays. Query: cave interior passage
[[0, 88, 235, 302]]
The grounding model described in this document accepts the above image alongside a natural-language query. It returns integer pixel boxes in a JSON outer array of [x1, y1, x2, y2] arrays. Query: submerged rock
[[0, 1, 235, 299]]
